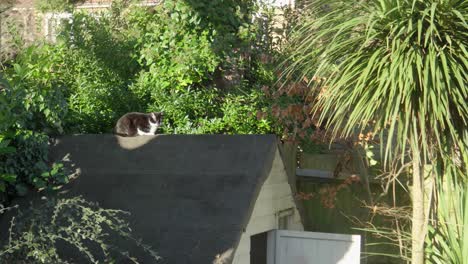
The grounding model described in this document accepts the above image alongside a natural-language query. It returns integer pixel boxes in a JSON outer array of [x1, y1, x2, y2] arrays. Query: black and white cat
[[114, 112, 163, 137]]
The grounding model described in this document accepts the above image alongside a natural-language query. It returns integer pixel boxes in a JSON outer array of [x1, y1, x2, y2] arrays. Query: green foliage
[[284, 0, 468, 163], [0, 0, 282, 203], [1, 131, 48, 192], [0, 74, 15, 135], [62, 10, 140, 80], [58, 0, 274, 134], [0, 56, 70, 198], [0, 136, 16, 193], [61, 46, 139, 133], [200, 88, 274, 134], [4, 21, 139, 134], [0, 196, 160, 263], [426, 159, 468, 264], [127, 1, 221, 133], [130, 1, 219, 90], [35, 0, 83, 12], [37, 163, 69, 189], [3, 0, 277, 135], [0, 130, 69, 197], [147, 87, 221, 134], [220, 90, 272, 134], [5, 47, 68, 133], [178, 0, 256, 55], [283, 0, 467, 261], [0, 74, 69, 201]]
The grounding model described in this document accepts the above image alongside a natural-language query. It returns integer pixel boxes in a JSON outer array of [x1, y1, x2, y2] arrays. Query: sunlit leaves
[[284, 0, 467, 166], [0, 197, 160, 263], [283, 0, 467, 261]]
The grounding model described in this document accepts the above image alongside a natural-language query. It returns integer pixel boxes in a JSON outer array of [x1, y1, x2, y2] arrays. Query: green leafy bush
[[1, 131, 48, 194], [0, 136, 16, 194], [208, 88, 273, 134], [4, 47, 68, 133], [130, 2, 219, 92], [0, 0, 283, 204], [4, 0, 279, 136], [0, 130, 69, 197], [61, 47, 139, 133], [125, 1, 221, 132], [0, 74, 69, 203], [0, 196, 160, 263]]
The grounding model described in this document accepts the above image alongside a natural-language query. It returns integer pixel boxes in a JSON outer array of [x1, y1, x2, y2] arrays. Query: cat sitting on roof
[[114, 112, 163, 137]]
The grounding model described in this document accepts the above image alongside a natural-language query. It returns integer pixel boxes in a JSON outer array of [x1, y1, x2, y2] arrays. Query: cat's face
[[149, 112, 163, 126]]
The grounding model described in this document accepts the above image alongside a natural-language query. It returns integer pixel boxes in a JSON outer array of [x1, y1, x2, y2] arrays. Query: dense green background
[[0, 0, 283, 202]]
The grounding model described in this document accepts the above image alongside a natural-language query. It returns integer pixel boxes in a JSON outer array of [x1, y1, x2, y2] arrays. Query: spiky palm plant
[[282, 0, 467, 263], [426, 166, 468, 264]]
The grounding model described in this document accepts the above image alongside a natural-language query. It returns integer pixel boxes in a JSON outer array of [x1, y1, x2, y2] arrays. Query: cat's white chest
[[136, 123, 159, 136]]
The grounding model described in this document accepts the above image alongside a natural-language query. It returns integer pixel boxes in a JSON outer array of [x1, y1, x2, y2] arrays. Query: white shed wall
[[267, 230, 361, 264], [232, 149, 303, 264]]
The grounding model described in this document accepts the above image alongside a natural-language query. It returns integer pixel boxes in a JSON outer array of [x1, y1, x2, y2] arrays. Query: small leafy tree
[[282, 0, 467, 263]]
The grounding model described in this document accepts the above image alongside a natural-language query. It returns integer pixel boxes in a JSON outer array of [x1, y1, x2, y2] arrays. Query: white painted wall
[[43, 12, 72, 42], [232, 149, 303, 264], [267, 230, 361, 264]]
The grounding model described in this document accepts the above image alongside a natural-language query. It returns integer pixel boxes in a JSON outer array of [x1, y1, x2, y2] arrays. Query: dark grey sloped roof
[[48, 134, 278, 264]]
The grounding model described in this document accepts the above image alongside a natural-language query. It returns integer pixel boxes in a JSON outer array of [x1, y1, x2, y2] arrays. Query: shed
[[46, 134, 303, 263]]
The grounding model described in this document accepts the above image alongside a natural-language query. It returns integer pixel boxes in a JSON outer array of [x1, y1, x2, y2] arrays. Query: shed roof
[[48, 134, 279, 263]]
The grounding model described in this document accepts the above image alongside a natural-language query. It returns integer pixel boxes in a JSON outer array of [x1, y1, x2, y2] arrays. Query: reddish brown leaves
[[319, 175, 361, 209]]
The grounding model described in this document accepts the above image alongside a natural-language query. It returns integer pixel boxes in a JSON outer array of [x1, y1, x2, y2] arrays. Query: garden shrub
[[4, 46, 68, 134], [178, 0, 256, 56], [62, 10, 141, 81], [3, 0, 279, 135], [202, 87, 274, 134], [1, 131, 48, 194], [127, 1, 221, 132], [1, 131, 69, 194], [60, 47, 139, 133], [0, 74, 69, 203], [0, 196, 160, 263], [0, 0, 283, 203]]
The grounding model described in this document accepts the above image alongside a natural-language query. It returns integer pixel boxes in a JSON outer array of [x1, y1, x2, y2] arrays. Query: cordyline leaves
[[282, 0, 468, 168], [426, 162, 468, 263], [281, 0, 467, 261]]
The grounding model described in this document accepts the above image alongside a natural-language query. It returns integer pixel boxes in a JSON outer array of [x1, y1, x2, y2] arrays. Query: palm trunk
[[411, 147, 425, 264]]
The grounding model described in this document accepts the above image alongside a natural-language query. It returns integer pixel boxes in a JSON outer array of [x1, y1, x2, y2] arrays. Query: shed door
[[250, 232, 267, 264]]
